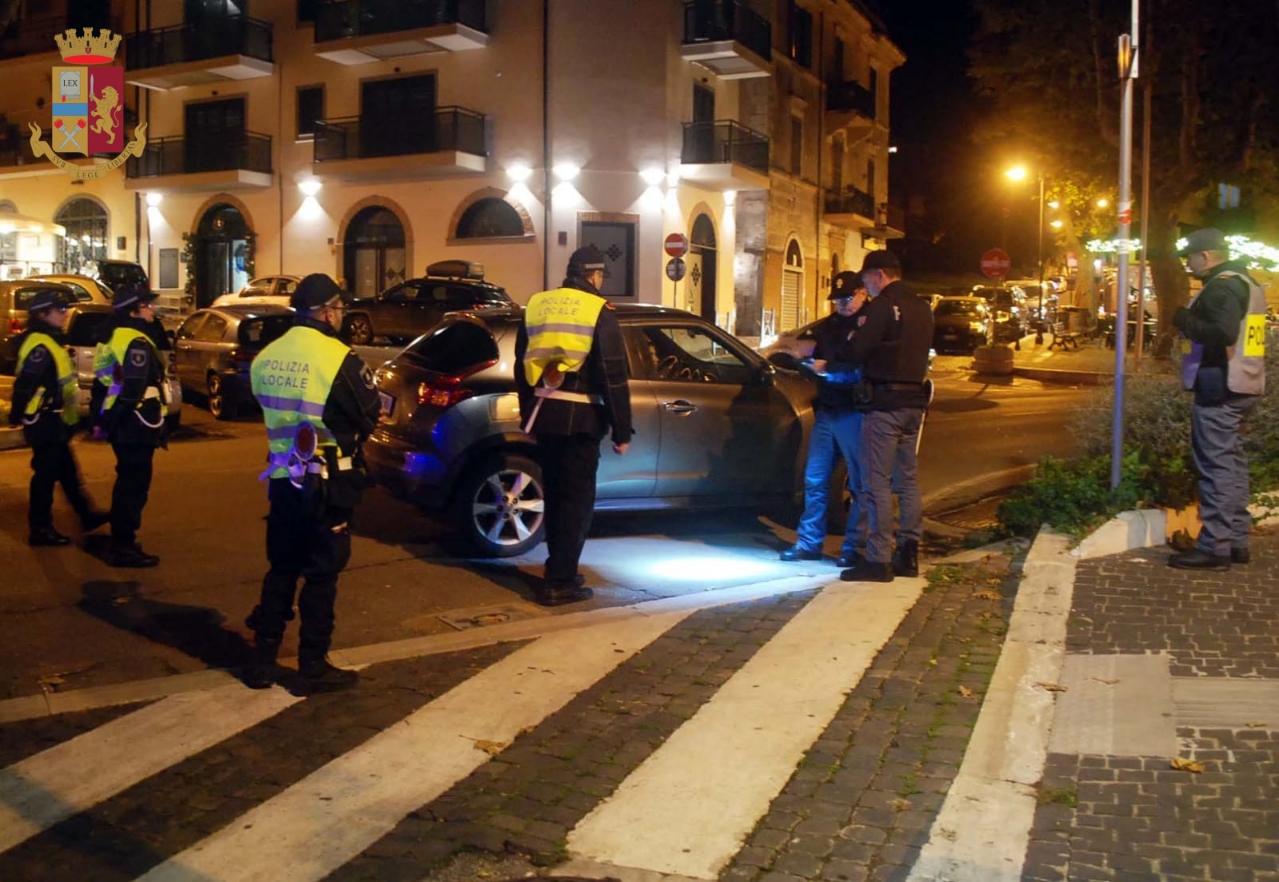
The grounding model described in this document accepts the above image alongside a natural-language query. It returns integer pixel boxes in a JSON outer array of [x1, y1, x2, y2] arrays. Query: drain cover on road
[[932, 495, 1005, 531], [436, 602, 546, 631]]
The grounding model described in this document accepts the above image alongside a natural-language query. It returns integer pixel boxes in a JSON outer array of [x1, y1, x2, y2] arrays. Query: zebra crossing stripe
[[136, 609, 694, 882], [0, 682, 301, 853], [565, 580, 923, 880]]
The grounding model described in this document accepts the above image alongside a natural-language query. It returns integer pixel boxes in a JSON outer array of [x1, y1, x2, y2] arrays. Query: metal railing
[[827, 80, 875, 118], [315, 0, 488, 42], [313, 106, 487, 162], [680, 120, 769, 175], [825, 187, 875, 218], [126, 132, 272, 178], [682, 0, 771, 61], [126, 14, 272, 69], [880, 202, 905, 232]]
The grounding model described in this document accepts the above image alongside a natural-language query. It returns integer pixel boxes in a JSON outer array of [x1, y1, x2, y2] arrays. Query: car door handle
[[661, 400, 697, 414]]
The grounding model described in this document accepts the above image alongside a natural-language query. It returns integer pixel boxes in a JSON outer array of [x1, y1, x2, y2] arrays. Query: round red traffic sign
[[665, 257, 687, 282], [980, 247, 1011, 279], [664, 232, 689, 258]]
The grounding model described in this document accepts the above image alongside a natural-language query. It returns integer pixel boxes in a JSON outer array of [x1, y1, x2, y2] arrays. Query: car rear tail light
[[9, 317, 23, 334], [228, 347, 254, 366], [167, 350, 177, 376], [415, 359, 496, 409]]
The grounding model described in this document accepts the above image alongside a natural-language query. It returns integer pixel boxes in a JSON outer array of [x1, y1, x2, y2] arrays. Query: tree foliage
[[968, 0, 1279, 353]]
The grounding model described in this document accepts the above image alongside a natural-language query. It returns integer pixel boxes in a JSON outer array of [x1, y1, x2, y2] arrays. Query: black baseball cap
[[1177, 228, 1229, 257], [859, 249, 902, 273]]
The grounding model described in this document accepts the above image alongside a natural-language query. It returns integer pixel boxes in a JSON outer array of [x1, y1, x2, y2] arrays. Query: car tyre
[[451, 452, 546, 558], [207, 373, 233, 420], [344, 314, 374, 346]]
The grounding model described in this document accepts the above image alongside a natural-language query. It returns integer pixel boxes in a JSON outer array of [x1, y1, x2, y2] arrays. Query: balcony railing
[[126, 132, 272, 178], [315, 0, 487, 42], [126, 14, 273, 69], [1, 13, 71, 59], [313, 107, 486, 162], [825, 188, 875, 218], [682, 0, 771, 61], [827, 80, 875, 118], [681, 120, 769, 175]]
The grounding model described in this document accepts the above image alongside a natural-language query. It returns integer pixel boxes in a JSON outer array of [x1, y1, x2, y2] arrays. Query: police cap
[[112, 280, 158, 312], [291, 273, 348, 312], [27, 287, 69, 314], [1177, 227, 1229, 257], [829, 271, 863, 300], [567, 245, 608, 278], [858, 249, 902, 273]]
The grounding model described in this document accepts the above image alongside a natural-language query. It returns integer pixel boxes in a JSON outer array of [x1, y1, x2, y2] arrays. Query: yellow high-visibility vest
[[16, 332, 79, 426], [523, 287, 606, 386]]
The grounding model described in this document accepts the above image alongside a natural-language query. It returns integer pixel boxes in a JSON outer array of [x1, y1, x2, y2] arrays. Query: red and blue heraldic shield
[[86, 63, 125, 154]]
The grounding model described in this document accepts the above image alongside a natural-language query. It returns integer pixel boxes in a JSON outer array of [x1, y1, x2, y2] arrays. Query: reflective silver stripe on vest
[[533, 387, 603, 405]]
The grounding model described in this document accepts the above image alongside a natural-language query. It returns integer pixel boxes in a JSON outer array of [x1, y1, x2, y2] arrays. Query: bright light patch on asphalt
[[643, 555, 781, 582]]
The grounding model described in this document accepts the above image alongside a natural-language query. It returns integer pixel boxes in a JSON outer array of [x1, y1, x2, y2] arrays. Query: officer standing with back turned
[[8, 288, 110, 546], [515, 246, 633, 607], [242, 273, 381, 692]]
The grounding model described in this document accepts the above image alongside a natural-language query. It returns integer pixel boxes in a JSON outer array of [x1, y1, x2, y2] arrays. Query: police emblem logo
[[29, 347, 47, 362], [28, 29, 147, 180], [129, 350, 147, 367]]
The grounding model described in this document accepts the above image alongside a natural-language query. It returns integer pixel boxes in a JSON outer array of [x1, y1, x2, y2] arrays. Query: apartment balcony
[[875, 202, 906, 239], [313, 0, 488, 65], [824, 187, 876, 230], [125, 15, 273, 90], [124, 132, 273, 191], [0, 128, 110, 180], [681, 0, 772, 80], [312, 106, 486, 181], [679, 121, 770, 192], [826, 80, 877, 137]]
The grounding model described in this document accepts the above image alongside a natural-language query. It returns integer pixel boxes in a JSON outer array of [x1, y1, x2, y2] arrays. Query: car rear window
[[67, 311, 114, 346], [402, 321, 500, 373], [238, 315, 293, 347], [470, 286, 512, 306]]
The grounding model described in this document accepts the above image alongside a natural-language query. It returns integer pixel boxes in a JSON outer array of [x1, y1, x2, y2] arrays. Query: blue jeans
[[1191, 396, 1259, 555], [795, 409, 867, 556], [860, 408, 924, 564]]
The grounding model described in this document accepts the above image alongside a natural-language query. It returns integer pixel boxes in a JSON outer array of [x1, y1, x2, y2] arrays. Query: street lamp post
[[1005, 165, 1047, 343]]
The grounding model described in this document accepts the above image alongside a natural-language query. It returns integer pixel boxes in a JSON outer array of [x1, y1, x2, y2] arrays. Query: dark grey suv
[[366, 305, 825, 557], [343, 260, 512, 346]]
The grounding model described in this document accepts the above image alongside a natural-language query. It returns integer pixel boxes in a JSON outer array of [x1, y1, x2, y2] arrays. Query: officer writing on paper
[[242, 274, 382, 692], [516, 246, 633, 607], [8, 288, 110, 546], [1169, 228, 1266, 571]]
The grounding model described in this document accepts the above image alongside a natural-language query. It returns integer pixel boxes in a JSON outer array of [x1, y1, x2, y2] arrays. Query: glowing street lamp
[[1005, 165, 1047, 343]]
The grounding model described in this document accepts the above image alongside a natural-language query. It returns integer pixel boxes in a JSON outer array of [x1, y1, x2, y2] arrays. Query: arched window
[[55, 197, 108, 274], [344, 206, 406, 298], [455, 197, 525, 239]]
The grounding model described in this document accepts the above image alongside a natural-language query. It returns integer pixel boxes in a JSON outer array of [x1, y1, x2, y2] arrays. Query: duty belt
[[874, 381, 924, 391]]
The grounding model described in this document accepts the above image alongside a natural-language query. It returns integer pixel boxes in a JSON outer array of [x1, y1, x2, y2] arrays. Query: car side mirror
[[756, 362, 776, 387]]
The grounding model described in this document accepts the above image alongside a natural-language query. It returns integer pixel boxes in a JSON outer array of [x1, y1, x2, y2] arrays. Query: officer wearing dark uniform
[[8, 288, 109, 546], [243, 274, 381, 692], [1169, 228, 1267, 570], [95, 282, 168, 568], [515, 246, 633, 606], [780, 270, 869, 566], [833, 250, 933, 583]]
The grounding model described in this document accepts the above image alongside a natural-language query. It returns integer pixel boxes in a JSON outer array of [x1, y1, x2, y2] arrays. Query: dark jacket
[[831, 280, 933, 410], [8, 315, 68, 437], [810, 310, 864, 412], [1173, 259, 1252, 373], [514, 277, 634, 445]]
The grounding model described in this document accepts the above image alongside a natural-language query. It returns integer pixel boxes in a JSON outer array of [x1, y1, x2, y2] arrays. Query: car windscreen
[[237, 315, 294, 348], [935, 301, 984, 317], [67, 311, 114, 346], [99, 263, 148, 289], [402, 321, 500, 373]]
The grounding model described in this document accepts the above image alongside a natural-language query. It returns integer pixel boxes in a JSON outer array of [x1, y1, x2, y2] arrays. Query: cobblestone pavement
[[1022, 533, 1279, 882]]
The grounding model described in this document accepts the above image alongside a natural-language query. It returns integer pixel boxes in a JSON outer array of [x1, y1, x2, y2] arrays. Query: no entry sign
[[664, 233, 689, 258], [980, 247, 1011, 279]]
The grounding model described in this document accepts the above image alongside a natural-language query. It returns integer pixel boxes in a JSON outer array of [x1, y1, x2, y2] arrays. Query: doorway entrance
[[193, 203, 250, 307], [689, 213, 717, 324], [342, 206, 406, 298]]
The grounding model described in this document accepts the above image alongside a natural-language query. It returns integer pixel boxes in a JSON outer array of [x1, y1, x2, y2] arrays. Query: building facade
[[0, 0, 901, 338]]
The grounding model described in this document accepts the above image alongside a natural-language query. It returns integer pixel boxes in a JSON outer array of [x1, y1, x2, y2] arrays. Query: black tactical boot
[[892, 540, 919, 577], [29, 527, 72, 547], [242, 638, 281, 690], [298, 656, 359, 693], [109, 543, 160, 568], [839, 560, 895, 583]]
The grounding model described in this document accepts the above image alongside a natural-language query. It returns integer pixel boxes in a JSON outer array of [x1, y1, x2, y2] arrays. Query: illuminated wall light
[[639, 186, 664, 212], [506, 163, 532, 183], [639, 167, 665, 187], [299, 179, 322, 197], [723, 190, 737, 207], [1047, 200, 1060, 210], [552, 180, 581, 203], [1049, 219, 1063, 229], [666, 170, 680, 188], [1096, 198, 1109, 208], [553, 163, 579, 182], [145, 192, 163, 207]]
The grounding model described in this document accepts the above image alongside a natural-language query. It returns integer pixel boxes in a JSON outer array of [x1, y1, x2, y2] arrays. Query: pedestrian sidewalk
[[1000, 332, 1165, 385]]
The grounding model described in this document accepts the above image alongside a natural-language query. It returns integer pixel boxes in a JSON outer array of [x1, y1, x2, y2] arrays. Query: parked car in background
[[932, 296, 992, 353], [85, 259, 148, 295], [29, 273, 114, 305], [172, 304, 294, 419], [367, 305, 828, 557], [972, 284, 1028, 342], [1, 279, 77, 374], [63, 303, 183, 430], [210, 275, 301, 309], [343, 260, 513, 345]]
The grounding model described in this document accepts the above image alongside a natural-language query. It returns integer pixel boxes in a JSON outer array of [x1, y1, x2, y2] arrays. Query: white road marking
[[0, 683, 301, 852], [565, 580, 923, 880], [137, 610, 693, 882]]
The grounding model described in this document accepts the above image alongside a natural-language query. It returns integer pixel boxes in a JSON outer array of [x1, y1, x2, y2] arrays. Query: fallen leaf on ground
[[1170, 757, 1204, 773], [972, 590, 1001, 601], [472, 739, 507, 756], [37, 675, 65, 689], [1246, 721, 1267, 728], [1035, 682, 1068, 692], [890, 798, 913, 812], [1090, 677, 1120, 685], [958, 685, 974, 698]]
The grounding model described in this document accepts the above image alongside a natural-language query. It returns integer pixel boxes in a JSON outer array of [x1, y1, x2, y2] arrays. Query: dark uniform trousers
[[27, 433, 93, 532], [537, 433, 602, 585], [252, 477, 353, 660], [110, 443, 155, 547]]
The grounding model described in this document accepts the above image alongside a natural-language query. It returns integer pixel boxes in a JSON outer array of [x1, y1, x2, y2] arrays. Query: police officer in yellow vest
[[1169, 228, 1267, 570], [243, 273, 381, 692], [515, 246, 633, 606], [95, 281, 168, 568], [8, 288, 110, 546]]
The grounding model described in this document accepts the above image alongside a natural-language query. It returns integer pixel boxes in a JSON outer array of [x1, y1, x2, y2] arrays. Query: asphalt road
[[0, 351, 1095, 699]]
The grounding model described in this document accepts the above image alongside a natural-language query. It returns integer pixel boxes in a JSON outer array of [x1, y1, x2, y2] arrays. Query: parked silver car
[[367, 305, 832, 557]]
